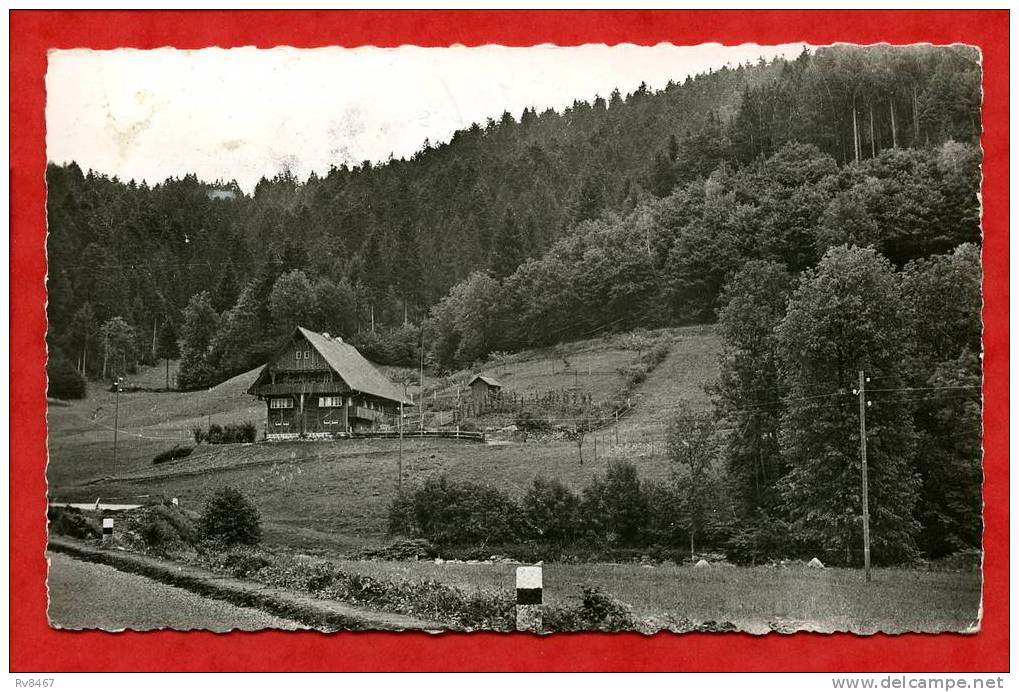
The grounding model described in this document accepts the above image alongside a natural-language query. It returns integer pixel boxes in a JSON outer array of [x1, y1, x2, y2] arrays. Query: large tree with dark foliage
[[713, 261, 793, 536], [177, 291, 220, 390], [900, 243, 982, 557], [776, 246, 920, 566]]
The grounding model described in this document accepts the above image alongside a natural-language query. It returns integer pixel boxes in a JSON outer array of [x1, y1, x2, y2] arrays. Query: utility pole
[[398, 384, 405, 493], [419, 340, 425, 431], [112, 377, 122, 466], [857, 371, 872, 582]]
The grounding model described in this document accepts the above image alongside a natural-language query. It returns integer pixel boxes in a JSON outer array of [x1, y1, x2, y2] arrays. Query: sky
[[46, 43, 805, 192]]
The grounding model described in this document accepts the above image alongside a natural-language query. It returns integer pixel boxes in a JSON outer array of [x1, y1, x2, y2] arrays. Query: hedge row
[[192, 421, 257, 444], [152, 445, 194, 464], [388, 461, 728, 553]]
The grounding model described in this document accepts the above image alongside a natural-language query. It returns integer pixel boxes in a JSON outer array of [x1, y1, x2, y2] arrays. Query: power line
[[867, 384, 982, 393]]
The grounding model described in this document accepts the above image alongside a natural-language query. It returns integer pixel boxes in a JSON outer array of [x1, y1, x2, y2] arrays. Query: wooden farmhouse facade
[[248, 327, 412, 439]]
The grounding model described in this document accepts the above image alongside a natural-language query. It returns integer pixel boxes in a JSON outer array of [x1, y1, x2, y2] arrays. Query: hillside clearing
[[48, 326, 721, 551]]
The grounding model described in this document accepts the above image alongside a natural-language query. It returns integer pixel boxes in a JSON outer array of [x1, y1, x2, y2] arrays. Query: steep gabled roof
[[469, 374, 503, 389], [248, 327, 412, 405], [298, 327, 412, 405]]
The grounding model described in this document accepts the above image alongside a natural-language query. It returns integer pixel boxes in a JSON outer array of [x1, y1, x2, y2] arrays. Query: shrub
[[47, 353, 86, 400], [140, 519, 178, 550], [199, 486, 262, 546], [136, 503, 199, 553], [391, 476, 523, 547], [578, 585, 635, 630], [193, 421, 257, 444], [521, 476, 581, 542], [725, 513, 792, 565], [544, 585, 635, 632], [386, 492, 417, 537], [222, 548, 272, 578], [643, 479, 686, 548], [47, 505, 99, 539], [618, 364, 648, 390], [355, 538, 437, 561], [152, 445, 194, 465], [927, 547, 982, 572], [151, 503, 198, 543], [205, 423, 224, 444], [222, 421, 256, 443], [580, 461, 648, 544], [515, 411, 552, 433], [643, 342, 671, 368]]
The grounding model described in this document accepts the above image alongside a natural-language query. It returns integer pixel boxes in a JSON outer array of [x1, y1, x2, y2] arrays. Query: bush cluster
[[618, 341, 671, 397], [545, 586, 636, 632], [388, 462, 728, 555], [192, 421, 257, 444], [48, 505, 99, 539], [199, 486, 262, 546], [193, 544, 515, 630], [514, 411, 553, 433], [136, 503, 199, 553], [389, 476, 523, 546], [152, 445, 194, 465]]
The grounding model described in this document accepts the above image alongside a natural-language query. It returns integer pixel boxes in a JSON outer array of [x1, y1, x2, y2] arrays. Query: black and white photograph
[[43, 41, 983, 635]]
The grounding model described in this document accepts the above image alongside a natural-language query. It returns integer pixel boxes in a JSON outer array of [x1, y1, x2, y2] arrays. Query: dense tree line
[[716, 243, 981, 563], [45, 45, 979, 390], [425, 140, 980, 370], [389, 454, 731, 557]]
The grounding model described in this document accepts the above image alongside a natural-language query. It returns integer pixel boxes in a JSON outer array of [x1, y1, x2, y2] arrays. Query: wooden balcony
[[251, 382, 348, 396], [350, 406, 385, 422]]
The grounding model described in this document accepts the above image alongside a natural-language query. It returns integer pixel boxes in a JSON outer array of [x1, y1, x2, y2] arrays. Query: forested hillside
[[46, 45, 981, 389]]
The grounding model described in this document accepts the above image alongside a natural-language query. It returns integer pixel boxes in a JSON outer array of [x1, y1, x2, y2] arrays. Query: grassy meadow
[[47, 326, 719, 551], [302, 558, 981, 633]]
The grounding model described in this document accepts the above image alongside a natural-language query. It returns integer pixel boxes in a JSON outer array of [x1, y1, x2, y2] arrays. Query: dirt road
[[47, 551, 304, 632]]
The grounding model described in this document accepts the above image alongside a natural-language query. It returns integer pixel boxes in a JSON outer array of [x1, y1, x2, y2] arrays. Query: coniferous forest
[[47, 45, 980, 382], [45, 44, 984, 563]]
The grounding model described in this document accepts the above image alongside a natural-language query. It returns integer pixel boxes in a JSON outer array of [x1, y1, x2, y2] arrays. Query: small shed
[[469, 374, 503, 407]]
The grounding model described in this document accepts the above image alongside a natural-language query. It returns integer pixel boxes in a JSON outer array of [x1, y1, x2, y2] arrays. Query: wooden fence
[[349, 429, 486, 442]]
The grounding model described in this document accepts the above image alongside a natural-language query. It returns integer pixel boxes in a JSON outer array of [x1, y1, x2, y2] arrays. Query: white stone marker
[[102, 517, 114, 541], [516, 565, 543, 632]]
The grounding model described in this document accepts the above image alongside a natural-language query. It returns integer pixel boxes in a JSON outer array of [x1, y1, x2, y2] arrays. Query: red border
[[10, 10, 1009, 672]]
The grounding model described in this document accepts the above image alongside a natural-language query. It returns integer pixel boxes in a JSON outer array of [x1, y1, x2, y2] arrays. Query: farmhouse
[[248, 326, 412, 439], [468, 374, 503, 408]]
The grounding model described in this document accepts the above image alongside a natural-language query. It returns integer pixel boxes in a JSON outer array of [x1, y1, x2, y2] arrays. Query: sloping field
[[47, 325, 722, 552], [48, 365, 262, 441], [612, 325, 720, 435]]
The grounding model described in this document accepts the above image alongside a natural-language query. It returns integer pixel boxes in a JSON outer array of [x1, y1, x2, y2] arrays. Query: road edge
[[47, 537, 445, 632]]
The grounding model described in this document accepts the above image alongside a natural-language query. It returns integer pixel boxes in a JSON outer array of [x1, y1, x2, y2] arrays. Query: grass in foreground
[[321, 558, 981, 634]]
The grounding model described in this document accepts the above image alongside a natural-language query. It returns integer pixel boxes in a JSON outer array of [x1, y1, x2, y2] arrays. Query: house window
[[270, 397, 293, 409], [319, 396, 344, 408], [295, 350, 302, 360], [304, 350, 311, 360]]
